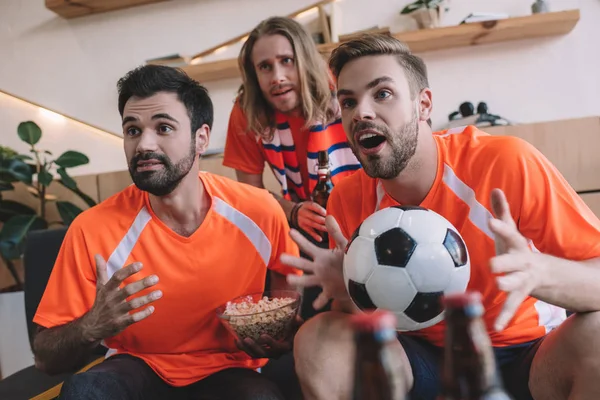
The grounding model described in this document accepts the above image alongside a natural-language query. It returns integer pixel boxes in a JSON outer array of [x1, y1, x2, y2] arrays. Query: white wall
[[1, 0, 599, 174], [0, 91, 125, 177]]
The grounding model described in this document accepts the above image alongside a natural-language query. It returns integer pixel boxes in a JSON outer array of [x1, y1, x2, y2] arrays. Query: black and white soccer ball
[[343, 205, 470, 331]]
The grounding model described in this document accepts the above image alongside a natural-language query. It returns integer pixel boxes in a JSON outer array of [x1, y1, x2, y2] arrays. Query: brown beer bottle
[[311, 150, 333, 243], [439, 292, 513, 400], [311, 150, 333, 209], [351, 310, 407, 400]]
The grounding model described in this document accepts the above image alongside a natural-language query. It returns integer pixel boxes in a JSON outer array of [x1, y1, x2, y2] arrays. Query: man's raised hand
[[80, 255, 162, 342]]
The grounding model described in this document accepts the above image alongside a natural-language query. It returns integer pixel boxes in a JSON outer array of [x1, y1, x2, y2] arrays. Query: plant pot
[[410, 7, 443, 29]]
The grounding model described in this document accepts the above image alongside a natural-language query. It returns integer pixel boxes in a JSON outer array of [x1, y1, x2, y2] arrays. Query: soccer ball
[[343, 205, 470, 331]]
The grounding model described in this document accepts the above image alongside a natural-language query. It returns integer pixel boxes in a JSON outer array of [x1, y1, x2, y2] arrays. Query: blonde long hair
[[238, 17, 336, 141]]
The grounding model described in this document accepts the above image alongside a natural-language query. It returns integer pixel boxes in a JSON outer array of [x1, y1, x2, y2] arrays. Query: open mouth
[[271, 88, 293, 97], [358, 132, 387, 149], [136, 160, 163, 170]]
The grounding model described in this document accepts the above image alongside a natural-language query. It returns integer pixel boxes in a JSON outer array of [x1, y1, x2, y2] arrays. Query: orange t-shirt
[[327, 125, 600, 347], [223, 101, 311, 195], [34, 172, 301, 386]]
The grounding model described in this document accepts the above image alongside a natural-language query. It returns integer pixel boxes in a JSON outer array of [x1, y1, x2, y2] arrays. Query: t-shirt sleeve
[[266, 196, 302, 276], [33, 219, 97, 328], [499, 137, 600, 260], [222, 101, 265, 175]]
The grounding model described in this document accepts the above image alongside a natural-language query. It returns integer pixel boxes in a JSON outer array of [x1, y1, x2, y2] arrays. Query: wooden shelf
[[45, 0, 171, 19], [181, 9, 580, 83]]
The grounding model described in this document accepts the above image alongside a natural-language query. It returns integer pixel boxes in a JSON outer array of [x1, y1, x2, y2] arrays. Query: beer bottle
[[311, 150, 333, 209], [351, 310, 407, 400], [440, 292, 513, 400], [311, 150, 333, 244]]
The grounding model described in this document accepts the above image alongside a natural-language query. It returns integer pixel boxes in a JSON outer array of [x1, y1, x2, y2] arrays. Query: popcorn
[[223, 296, 297, 341]]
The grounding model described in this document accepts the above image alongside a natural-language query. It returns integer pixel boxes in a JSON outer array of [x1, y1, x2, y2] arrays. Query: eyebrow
[[121, 113, 179, 127], [256, 54, 294, 66], [337, 76, 395, 97]]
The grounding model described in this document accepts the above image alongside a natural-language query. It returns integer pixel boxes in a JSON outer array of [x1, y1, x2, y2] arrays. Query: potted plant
[[0, 121, 97, 291], [400, 0, 448, 29]]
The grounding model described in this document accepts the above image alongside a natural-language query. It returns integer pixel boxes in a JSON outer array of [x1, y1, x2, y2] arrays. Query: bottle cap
[[350, 310, 397, 332], [442, 291, 482, 309]]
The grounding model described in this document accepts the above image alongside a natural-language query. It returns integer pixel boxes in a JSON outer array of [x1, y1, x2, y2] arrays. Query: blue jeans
[[58, 354, 285, 400]]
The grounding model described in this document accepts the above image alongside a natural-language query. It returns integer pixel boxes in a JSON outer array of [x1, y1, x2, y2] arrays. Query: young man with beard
[[31, 65, 301, 400], [223, 16, 361, 245], [280, 35, 600, 400]]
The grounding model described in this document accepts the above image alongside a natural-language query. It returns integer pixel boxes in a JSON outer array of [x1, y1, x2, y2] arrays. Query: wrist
[[77, 313, 101, 345], [290, 202, 303, 229]]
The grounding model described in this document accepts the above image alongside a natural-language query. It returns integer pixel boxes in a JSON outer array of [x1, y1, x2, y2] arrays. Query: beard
[[128, 144, 196, 197], [350, 109, 419, 180]]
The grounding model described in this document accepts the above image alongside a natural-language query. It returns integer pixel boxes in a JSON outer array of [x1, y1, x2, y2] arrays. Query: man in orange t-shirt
[[223, 16, 361, 244], [32, 65, 300, 400], [281, 35, 600, 400]]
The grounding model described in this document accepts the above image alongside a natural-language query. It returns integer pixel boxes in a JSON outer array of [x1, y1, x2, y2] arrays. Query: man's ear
[[195, 124, 210, 156], [417, 88, 433, 123]]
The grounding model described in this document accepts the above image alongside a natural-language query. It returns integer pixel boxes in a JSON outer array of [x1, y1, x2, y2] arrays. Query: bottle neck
[[442, 306, 501, 398], [353, 325, 398, 400]]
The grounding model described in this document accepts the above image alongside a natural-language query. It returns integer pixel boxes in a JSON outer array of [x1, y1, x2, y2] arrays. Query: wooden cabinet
[[486, 117, 600, 194], [580, 193, 600, 219]]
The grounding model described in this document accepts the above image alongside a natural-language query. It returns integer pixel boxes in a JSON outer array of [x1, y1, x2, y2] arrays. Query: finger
[[258, 334, 291, 353], [240, 338, 268, 359], [496, 271, 530, 292], [326, 216, 348, 250], [280, 254, 317, 274], [287, 274, 322, 288], [489, 253, 529, 274], [494, 290, 528, 332], [299, 225, 324, 242], [288, 229, 320, 258], [300, 215, 327, 229], [122, 305, 155, 327], [312, 291, 331, 310], [104, 262, 143, 292], [95, 255, 109, 288], [117, 275, 160, 301], [304, 202, 327, 216], [489, 218, 529, 251], [490, 189, 514, 224], [124, 289, 163, 311]]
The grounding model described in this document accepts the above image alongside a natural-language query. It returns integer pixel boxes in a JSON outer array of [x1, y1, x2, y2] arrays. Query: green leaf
[[17, 121, 42, 145], [15, 154, 33, 161], [44, 150, 53, 156], [0, 158, 33, 184], [57, 167, 77, 190], [54, 151, 89, 168], [0, 200, 36, 222], [57, 180, 97, 208], [0, 214, 47, 260], [400, 0, 428, 14], [37, 164, 53, 187], [56, 201, 84, 226]]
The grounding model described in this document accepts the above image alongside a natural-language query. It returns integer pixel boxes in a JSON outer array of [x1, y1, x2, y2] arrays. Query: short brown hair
[[329, 34, 429, 99], [238, 17, 336, 140]]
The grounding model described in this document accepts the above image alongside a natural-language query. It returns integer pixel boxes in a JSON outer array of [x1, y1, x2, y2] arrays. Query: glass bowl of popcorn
[[216, 290, 302, 343]]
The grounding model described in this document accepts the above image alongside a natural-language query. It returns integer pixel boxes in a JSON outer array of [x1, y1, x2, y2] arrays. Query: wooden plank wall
[[486, 116, 600, 216]]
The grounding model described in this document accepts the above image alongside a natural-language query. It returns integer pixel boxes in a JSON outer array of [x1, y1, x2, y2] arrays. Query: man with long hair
[[281, 34, 600, 400], [223, 16, 361, 246]]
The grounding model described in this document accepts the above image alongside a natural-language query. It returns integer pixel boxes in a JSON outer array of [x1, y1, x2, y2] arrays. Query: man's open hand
[[81, 255, 162, 342]]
